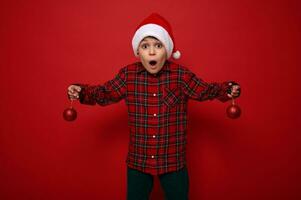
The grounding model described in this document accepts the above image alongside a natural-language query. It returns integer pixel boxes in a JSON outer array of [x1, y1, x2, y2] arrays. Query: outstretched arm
[[67, 67, 127, 106], [181, 69, 241, 102]]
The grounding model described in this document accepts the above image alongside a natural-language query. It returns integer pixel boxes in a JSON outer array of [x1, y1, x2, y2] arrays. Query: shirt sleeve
[[74, 67, 127, 106], [181, 68, 234, 102]]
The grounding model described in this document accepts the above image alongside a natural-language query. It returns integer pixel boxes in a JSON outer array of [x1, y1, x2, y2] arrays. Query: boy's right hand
[[67, 85, 82, 100]]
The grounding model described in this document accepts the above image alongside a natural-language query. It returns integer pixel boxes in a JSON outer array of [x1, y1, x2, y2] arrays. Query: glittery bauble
[[226, 104, 241, 119], [63, 107, 77, 121]]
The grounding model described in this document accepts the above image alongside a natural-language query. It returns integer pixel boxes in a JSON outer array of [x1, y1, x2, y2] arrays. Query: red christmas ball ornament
[[226, 98, 241, 119], [63, 100, 77, 121]]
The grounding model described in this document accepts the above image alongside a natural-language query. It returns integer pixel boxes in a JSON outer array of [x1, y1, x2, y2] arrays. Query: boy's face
[[137, 36, 167, 75]]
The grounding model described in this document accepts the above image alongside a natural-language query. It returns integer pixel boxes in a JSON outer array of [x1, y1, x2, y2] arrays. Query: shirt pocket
[[162, 87, 183, 108]]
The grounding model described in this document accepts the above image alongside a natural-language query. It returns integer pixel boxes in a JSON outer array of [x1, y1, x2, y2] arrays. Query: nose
[[149, 46, 156, 55]]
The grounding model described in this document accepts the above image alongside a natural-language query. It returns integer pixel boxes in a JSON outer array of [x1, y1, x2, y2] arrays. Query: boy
[[67, 13, 240, 200]]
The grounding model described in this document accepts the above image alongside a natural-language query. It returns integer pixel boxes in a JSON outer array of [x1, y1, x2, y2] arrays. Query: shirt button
[[153, 113, 157, 117], [153, 135, 156, 138], [151, 155, 155, 159], [153, 93, 156, 96]]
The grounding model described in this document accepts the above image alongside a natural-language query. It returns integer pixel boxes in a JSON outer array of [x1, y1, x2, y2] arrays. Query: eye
[[141, 44, 148, 49], [156, 43, 163, 48]]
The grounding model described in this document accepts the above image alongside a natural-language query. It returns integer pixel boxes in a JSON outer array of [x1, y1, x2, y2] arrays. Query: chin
[[147, 69, 159, 74]]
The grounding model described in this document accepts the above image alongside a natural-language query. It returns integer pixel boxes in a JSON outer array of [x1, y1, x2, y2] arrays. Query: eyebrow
[[141, 37, 160, 42], [140, 39, 162, 44]]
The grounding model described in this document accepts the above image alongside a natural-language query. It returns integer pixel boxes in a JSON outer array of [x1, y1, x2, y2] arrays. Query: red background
[[1, 0, 300, 199]]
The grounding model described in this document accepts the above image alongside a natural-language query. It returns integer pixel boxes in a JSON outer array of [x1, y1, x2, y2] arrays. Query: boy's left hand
[[227, 82, 241, 98]]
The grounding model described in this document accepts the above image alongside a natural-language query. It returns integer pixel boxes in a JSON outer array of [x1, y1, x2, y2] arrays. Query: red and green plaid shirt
[[77, 60, 233, 175]]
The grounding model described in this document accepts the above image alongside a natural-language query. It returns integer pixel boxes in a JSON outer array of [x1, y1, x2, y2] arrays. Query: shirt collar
[[137, 60, 171, 75]]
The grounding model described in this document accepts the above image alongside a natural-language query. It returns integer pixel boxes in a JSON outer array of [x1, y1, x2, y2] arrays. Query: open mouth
[[149, 60, 157, 66]]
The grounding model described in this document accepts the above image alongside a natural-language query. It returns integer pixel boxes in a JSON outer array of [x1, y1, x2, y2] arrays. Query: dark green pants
[[127, 166, 189, 200]]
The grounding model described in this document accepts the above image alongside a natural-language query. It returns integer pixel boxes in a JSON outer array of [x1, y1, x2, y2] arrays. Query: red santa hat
[[132, 13, 181, 59]]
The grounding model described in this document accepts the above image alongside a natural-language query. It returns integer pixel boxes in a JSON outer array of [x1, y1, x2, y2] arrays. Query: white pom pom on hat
[[132, 13, 181, 60]]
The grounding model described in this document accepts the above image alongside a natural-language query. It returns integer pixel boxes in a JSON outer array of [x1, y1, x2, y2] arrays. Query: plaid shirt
[[77, 60, 233, 175]]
